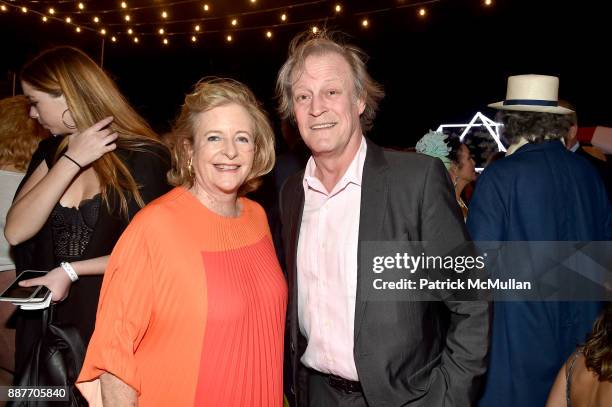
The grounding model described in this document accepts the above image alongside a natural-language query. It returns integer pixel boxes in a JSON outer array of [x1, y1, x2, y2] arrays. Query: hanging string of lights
[[0, 0, 495, 46]]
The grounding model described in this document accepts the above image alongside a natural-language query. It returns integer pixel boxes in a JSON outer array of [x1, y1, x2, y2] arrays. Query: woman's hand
[[19, 267, 72, 302], [65, 116, 118, 167]]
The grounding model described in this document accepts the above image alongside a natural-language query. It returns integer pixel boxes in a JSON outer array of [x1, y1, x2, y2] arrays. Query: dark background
[[1, 0, 610, 149]]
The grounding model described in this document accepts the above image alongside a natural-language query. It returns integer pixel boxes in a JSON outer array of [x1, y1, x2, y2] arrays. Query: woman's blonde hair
[[20, 46, 164, 217], [0, 96, 47, 171], [167, 77, 275, 196]]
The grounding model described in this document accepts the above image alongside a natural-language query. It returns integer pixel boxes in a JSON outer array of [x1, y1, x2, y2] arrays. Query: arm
[[101, 373, 138, 407], [420, 159, 491, 406], [76, 213, 155, 403], [5, 117, 118, 245], [546, 360, 569, 407], [19, 256, 110, 302]]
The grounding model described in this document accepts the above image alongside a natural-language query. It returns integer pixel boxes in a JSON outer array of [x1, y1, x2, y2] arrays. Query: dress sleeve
[[76, 212, 155, 403]]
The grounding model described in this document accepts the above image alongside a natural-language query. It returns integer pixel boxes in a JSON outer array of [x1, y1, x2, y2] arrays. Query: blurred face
[[190, 103, 255, 198], [21, 81, 74, 135], [291, 52, 365, 159], [451, 144, 477, 183]]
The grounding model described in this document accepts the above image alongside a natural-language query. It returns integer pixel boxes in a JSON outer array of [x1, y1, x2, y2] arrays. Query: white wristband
[[60, 262, 79, 282]]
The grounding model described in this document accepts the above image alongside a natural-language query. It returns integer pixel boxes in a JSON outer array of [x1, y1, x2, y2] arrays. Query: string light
[[231, 18, 238, 26], [100, 28, 107, 35], [195, 24, 201, 31], [127, 28, 133, 35], [158, 28, 165, 35], [361, 18, 369, 27], [203, 4, 210, 11], [335, 4, 342, 13], [1, 5, 7, 12], [42, 16, 48, 22], [281, 13, 287, 22], [76, 27, 81, 33], [250, 0, 256, 3], [111, 36, 117, 42], [312, 26, 318, 33], [49, 8, 55, 15], [21, 7, 27, 13], [419, 8, 427, 17], [191, 35, 197, 42], [93, 16, 99, 23], [226, 34, 232, 42], [125, 15, 131, 22], [121, 2, 127, 9], [484, 0, 493, 5], [161, 11, 168, 19], [266, 30, 272, 38], [78, 3, 84, 10], [163, 38, 168, 45], [134, 37, 139, 43], [66, 17, 72, 23]]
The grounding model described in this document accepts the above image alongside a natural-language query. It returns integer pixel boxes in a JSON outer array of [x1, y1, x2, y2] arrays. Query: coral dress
[[77, 187, 287, 406]]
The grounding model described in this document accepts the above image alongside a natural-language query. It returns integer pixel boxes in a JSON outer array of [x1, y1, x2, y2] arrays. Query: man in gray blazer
[[277, 31, 490, 407]]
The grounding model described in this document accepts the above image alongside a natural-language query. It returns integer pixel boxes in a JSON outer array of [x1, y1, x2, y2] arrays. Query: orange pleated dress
[[77, 187, 287, 406]]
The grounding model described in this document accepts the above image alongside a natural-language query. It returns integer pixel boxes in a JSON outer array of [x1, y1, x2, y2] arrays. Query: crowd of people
[[0, 29, 610, 407]]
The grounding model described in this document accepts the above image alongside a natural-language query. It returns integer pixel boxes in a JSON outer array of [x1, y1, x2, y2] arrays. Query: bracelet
[[62, 153, 82, 169], [60, 262, 79, 282]]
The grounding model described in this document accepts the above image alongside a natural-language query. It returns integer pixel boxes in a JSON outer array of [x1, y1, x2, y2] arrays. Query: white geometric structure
[[436, 111, 506, 152], [436, 112, 506, 172]]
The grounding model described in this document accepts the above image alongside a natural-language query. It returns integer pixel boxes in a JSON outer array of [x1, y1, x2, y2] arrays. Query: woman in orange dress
[[77, 78, 287, 406]]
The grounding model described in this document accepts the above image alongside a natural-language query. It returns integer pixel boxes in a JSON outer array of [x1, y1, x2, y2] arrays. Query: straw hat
[[488, 74, 573, 114]]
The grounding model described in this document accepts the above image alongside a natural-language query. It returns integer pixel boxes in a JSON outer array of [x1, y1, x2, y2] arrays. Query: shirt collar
[[303, 136, 367, 195]]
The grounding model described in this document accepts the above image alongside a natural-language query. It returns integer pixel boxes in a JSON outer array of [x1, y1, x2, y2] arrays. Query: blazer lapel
[[354, 141, 389, 344], [285, 175, 305, 359]]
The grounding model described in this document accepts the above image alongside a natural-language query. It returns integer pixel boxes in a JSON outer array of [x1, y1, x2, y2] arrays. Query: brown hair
[[20, 46, 164, 217], [276, 30, 385, 132], [583, 302, 612, 381], [167, 77, 275, 196], [0, 96, 47, 171]]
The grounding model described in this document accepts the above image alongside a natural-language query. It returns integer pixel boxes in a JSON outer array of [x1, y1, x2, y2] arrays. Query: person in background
[[561, 101, 612, 202], [468, 74, 610, 407], [416, 130, 477, 220], [546, 302, 612, 407], [77, 78, 286, 406], [0, 95, 48, 272], [0, 95, 48, 382], [4, 46, 170, 399]]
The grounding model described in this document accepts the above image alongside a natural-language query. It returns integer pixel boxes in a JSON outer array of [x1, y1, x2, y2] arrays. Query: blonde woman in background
[[4, 46, 171, 400]]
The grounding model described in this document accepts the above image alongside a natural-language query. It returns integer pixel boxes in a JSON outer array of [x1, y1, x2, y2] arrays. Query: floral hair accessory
[[415, 130, 452, 169]]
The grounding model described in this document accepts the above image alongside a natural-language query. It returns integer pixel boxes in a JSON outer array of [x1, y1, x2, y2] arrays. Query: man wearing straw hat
[[467, 74, 611, 407]]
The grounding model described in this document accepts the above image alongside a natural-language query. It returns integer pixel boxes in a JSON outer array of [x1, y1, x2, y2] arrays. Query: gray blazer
[[280, 140, 491, 407]]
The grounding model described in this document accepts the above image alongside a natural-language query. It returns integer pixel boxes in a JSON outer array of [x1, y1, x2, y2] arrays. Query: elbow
[[4, 225, 25, 246]]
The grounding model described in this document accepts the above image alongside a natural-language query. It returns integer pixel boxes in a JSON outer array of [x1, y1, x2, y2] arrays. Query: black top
[[51, 194, 101, 262], [12, 136, 172, 374]]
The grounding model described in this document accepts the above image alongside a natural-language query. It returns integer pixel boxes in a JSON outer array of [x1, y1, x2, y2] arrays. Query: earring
[[453, 176, 459, 187], [61, 109, 77, 129], [187, 156, 194, 178]]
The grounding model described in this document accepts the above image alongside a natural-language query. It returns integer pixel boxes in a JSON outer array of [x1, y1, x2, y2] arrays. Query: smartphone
[[27, 286, 51, 303], [0, 270, 47, 302]]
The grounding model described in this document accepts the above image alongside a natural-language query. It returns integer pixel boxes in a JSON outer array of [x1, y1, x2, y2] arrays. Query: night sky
[[1, 0, 610, 150]]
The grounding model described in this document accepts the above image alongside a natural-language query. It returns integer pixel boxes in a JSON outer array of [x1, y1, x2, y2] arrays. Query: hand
[[65, 116, 118, 167], [19, 267, 73, 302]]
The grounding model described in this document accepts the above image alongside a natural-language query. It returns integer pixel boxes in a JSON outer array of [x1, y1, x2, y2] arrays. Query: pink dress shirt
[[297, 136, 367, 381]]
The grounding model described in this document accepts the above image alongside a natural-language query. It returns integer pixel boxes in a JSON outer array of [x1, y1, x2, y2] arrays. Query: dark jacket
[[467, 140, 611, 407], [280, 140, 491, 407]]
